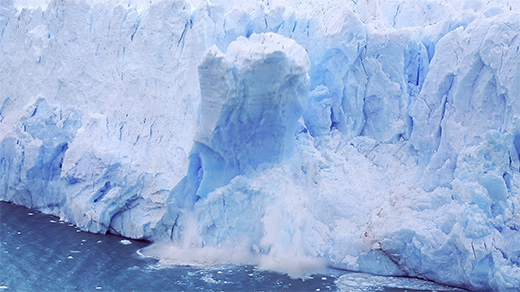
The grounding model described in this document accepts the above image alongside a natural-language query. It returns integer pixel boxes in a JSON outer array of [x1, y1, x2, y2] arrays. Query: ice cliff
[[1, 0, 519, 291]]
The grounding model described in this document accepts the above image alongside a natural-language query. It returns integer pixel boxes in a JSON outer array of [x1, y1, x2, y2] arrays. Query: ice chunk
[[163, 32, 309, 217], [120, 239, 132, 245]]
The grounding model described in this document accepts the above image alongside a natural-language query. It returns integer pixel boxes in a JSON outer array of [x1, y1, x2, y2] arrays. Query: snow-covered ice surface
[[1, 0, 519, 291]]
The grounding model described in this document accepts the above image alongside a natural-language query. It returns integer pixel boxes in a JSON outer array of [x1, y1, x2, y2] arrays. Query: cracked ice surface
[[1, 0, 520, 291]]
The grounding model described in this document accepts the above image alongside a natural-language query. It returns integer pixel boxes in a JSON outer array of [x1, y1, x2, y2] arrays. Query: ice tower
[[159, 33, 310, 240]]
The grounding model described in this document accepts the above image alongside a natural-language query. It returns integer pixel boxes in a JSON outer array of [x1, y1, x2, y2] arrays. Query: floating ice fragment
[[201, 274, 218, 284], [120, 239, 132, 245], [95, 286, 102, 290]]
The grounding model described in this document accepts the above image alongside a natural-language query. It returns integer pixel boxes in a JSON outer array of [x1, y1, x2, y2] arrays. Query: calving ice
[[0, 0, 519, 291]]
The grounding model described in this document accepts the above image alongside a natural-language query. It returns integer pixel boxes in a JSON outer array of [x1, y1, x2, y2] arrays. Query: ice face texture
[[182, 34, 308, 206], [1, 0, 520, 291], [159, 33, 310, 238]]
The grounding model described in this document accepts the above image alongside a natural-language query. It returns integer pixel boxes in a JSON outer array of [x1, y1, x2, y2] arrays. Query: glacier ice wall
[[159, 33, 310, 239], [1, 0, 206, 238], [175, 33, 308, 208], [1, 0, 520, 291]]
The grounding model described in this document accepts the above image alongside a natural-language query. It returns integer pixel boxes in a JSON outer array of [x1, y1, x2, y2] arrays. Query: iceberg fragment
[[159, 32, 310, 239]]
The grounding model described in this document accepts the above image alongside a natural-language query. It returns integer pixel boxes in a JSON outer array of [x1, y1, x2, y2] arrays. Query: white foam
[[258, 254, 327, 280], [138, 240, 255, 268]]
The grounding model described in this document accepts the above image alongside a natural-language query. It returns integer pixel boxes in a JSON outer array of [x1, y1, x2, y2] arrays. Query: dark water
[[0, 201, 464, 292]]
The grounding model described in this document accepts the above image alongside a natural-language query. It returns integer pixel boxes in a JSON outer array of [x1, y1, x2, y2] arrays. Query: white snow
[[1, 0, 519, 291]]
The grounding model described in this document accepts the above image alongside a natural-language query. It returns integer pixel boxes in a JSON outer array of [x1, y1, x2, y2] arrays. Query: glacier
[[1, 0, 520, 291]]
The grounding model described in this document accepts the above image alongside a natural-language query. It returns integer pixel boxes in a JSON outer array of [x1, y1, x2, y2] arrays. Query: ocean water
[[0, 201, 465, 292]]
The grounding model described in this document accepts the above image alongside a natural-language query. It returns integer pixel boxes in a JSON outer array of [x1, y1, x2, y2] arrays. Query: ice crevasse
[[1, 0, 520, 290]]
